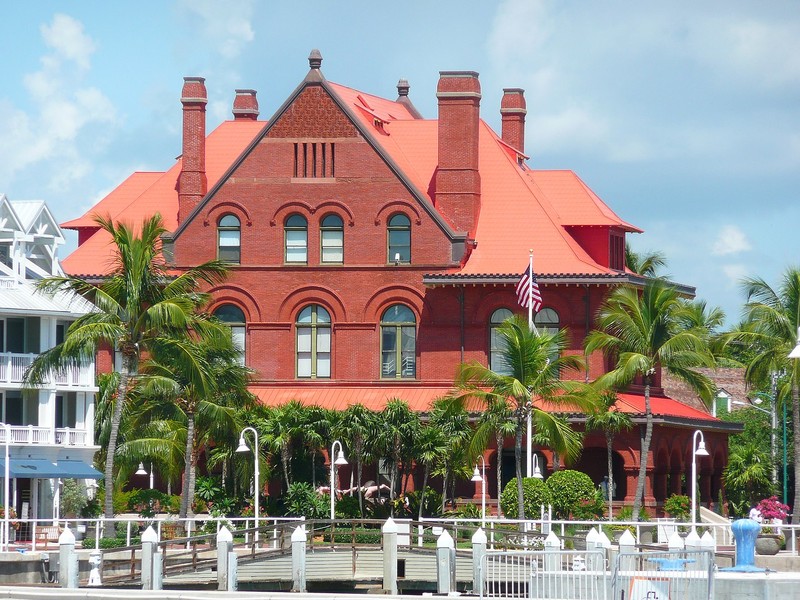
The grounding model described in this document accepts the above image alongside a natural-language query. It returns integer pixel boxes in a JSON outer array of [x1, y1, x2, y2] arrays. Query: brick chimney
[[177, 76, 207, 224], [233, 89, 259, 120], [500, 88, 526, 153], [434, 71, 482, 234]]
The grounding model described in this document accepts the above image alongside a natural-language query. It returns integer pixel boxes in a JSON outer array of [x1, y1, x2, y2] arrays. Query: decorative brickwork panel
[[267, 86, 359, 139]]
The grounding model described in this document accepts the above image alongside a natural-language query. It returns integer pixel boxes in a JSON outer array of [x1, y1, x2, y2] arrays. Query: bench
[[35, 526, 62, 549]]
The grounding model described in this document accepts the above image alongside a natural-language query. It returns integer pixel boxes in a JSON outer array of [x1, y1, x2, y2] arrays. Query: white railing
[[0, 425, 90, 446], [0, 352, 94, 387]]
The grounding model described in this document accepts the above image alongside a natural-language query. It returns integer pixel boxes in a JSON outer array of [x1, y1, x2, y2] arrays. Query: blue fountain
[[720, 518, 765, 572]]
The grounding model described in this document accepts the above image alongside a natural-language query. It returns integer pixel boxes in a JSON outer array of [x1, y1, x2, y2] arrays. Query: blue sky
[[1, 1, 798, 324]]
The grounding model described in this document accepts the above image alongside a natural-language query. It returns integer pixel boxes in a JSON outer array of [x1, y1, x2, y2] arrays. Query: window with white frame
[[320, 214, 344, 263], [217, 214, 241, 263], [489, 308, 514, 374], [284, 214, 308, 263], [214, 304, 246, 365], [296, 305, 331, 378], [381, 304, 416, 379]]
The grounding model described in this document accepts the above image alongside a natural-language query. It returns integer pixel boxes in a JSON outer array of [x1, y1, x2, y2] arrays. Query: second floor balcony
[[0, 425, 92, 447], [0, 352, 95, 389]]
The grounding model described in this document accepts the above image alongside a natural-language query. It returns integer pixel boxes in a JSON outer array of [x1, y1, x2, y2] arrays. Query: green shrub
[[128, 489, 171, 517], [335, 494, 362, 519], [285, 482, 329, 518], [571, 489, 606, 520], [663, 494, 691, 521], [500, 478, 553, 519], [615, 505, 651, 522], [113, 489, 136, 514], [545, 470, 596, 519], [62, 479, 88, 518], [404, 488, 444, 518]]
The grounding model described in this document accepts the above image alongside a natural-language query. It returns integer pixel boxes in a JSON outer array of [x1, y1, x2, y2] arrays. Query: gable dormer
[[565, 225, 626, 271]]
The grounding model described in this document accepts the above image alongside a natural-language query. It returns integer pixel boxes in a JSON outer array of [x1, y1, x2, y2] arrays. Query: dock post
[[141, 525, 161, 590], [472, 527, 487, 597], [58, 526, 78, 588], [382, 517, 398, 595], [436, 529, 455, 594], [291, 525, 307, 592], [544, 530, 561, 571], [217, 526, 234, 591]]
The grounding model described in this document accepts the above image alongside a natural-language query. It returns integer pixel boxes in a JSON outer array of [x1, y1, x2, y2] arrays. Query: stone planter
[[755, 534, 782, 555]]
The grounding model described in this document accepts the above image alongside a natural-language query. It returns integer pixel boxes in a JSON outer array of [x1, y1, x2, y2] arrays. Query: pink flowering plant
[[756, 496, 789, 521]]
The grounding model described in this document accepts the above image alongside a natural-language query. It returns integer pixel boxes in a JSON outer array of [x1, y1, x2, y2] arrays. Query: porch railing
[[0, 425, 89, 446], [0, 352, 95, 387]]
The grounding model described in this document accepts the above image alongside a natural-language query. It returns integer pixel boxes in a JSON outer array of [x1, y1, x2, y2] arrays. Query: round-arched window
[[320, 214, 344, 263], [217, 214, 241, 263], [296, 305, 331, 378], [387, 214, 411, 264], [214, 304, 246, 365], [489, 308, 514, 374], [285, 214, 308, 263], [380, 304, 416, 378]]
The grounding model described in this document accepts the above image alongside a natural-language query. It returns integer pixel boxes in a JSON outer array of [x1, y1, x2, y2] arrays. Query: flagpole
[[526, 249, 533, 478]]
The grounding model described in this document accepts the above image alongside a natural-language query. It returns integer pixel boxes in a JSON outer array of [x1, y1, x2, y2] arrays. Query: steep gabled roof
[[62, 120, 263, 276]]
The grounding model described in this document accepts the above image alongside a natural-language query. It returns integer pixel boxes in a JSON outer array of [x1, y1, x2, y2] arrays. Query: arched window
[[380, 304, 416, 379], [284, 214, 308, 263], [534, 308, 559, 334], [296, 305, 331, 378], [387, 214, 411, 264], [217, 214, 240, 263], [214, 304, 246, 365], [534, 307, 560, 365], [489, 308, 514, 374], [320, 214, 344, 263]]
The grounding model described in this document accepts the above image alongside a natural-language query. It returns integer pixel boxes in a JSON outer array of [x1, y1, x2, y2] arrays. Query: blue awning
[[0, 459, 102, 479], [0, 458, 63, 478], [57, 460, 102, 479]]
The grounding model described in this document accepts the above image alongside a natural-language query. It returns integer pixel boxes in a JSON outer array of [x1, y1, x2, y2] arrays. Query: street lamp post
[[1, 422, 9, 553], [236, 427, 259, 542], [329, 441, 348, 521], [691, 429, 709, 531], [471, 456, 487, 528]]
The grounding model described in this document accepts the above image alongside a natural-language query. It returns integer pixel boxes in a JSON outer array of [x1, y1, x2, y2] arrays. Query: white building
[[0, 193, 99, 529]]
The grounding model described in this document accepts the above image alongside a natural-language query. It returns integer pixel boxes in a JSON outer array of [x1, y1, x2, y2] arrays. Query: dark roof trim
[[422, 273, 696, 295]]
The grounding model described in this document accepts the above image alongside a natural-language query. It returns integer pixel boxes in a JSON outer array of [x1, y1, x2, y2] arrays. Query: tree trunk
[[281, 443, 291, 490], [515, 418, 525, 522], [496, 431, 504, 518], [441, 466, 449, 513], [103, 357, 133, 537], [179, 411, 196, 519], [632, 382, 653, 521], [606, 430, 614, 520], [419, 466, 430, 521]]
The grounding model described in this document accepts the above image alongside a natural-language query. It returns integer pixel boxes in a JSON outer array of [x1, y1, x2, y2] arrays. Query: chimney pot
[[178, 76, 208, 224], [233, 89, 259, 120], [435, 71, 481, 237], [501, 88, 527, 153], [396, 79, 410, 97]]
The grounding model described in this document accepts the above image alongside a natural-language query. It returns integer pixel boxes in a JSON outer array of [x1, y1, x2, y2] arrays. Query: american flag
[[516, 265, 542, 311]]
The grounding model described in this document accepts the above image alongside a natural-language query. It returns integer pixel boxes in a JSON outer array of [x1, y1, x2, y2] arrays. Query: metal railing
[[612, 549, 714, 600], [481, 549, 609, 600], [0, 425, 89, 446], [0, 351, 94, 387]]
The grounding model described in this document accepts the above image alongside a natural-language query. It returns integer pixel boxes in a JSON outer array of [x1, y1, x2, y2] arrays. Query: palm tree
[[625, 243, 667, 277], [429, 396, 472, 512], [585, 390, 632, 519], [25, 214, 228, 531], [586, 279, 716, 520], [333, 404, 378, 516], [135, 334, 253, 518], [727, 268, 800, 522], [413, 420, 447, 521], [377, 399, 419, 508], [455, 315, 592, 520], [468, 397, 516, 516], [724, 442, 773, 515], [301, 405, 331, 491], [262, 400, 306, 490]]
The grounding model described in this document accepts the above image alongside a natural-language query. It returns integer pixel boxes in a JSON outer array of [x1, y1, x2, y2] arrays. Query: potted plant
[[754, 496, 789, 555], [0, 507, 20, 541]]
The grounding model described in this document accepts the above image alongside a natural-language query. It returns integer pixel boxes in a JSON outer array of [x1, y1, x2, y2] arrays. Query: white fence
[[612, 549, 714, 600], [0, 425, 89, 446]]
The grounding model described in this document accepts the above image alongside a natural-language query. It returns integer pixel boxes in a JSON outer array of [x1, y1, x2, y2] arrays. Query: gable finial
[[309, 49, 323, 70]]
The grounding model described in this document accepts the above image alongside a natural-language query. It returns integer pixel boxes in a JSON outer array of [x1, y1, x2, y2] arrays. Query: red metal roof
[[614, 393, 717, 421], [61, 119, 264, 276], [251, 385, 482, 412]]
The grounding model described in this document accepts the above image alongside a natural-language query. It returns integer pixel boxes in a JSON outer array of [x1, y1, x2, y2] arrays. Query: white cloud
[[0, 14, 116, 189], [722, 263, 750, 284], [712, 225, 751, 256], [178, 0, 255, 59], [40, 14, 96, 70]]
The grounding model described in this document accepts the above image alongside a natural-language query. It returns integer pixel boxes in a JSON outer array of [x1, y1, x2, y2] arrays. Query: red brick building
[[62, 51, 738, 511]]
